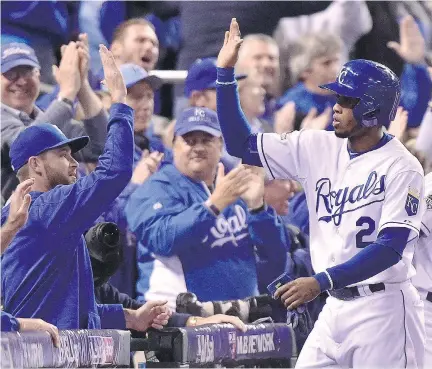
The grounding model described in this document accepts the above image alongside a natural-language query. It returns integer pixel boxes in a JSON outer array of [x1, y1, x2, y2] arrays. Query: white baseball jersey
[[412, 172, 432, 293], [257, 130, 425, 286]]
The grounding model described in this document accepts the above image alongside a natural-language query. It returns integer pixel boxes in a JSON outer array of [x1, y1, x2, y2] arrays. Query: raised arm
[[39, 46, 133, 236], [216, 18, 262, 166]]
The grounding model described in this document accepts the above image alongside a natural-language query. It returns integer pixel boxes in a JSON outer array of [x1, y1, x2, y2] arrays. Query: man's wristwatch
[[249, 202, 266, 214], [57, 96, 74, 109]]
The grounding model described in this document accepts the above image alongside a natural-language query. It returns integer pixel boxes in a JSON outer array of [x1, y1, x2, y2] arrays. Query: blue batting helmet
[[320, 59, 401, 127]]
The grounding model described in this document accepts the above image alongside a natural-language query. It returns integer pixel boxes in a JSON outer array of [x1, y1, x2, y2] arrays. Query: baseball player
[[215, 18, 425, 368], [413, 172, 432, 364]]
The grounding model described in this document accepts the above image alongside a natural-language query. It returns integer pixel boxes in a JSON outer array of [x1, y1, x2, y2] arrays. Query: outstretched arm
[[216, 18, 262, 166]]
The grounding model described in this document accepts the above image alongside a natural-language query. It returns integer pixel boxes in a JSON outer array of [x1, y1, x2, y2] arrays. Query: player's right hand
[[99, 44, 127, 104], [217, 18, 243, 68], [206, 163, 253, 212], [17, 318, 60, 348]]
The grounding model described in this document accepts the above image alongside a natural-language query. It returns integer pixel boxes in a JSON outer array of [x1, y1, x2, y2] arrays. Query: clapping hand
[[99, 45, 127, 104]]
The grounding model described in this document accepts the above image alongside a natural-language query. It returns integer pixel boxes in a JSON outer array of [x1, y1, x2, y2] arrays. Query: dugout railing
[[1, 323, 296, 368]]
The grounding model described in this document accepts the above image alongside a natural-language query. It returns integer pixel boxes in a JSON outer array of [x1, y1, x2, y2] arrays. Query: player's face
[[190, 89, 217, 111], [126, 81, 154, 134], [1, 66, 40, 115], [332, 95, 364, 139], [237, 40, 280, 94], [119, 24, 159, 71], [303, 54, 341, 93], [40, 146, 79, 189], [238, 79, 266, 118], [173, 131, 223, 182]]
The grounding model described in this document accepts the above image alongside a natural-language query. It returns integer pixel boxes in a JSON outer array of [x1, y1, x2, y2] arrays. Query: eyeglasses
[[336, 94, 360, 109], [2, 66, 37, 82]]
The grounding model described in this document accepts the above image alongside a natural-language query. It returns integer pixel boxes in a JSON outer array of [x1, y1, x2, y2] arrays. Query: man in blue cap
[[184, 57, 246, 112], [1, 45, 170, 331], [125, 107, 288, 309], [1, 41, 108, 202]]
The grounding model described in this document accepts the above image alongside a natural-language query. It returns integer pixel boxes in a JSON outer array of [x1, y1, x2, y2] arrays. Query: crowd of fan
[[1, 0, 432, 356]]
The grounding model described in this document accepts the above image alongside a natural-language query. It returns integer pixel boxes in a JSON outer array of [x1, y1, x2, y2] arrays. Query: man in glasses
[[215, 18, 426, 368], [1, 42, 108, 202]]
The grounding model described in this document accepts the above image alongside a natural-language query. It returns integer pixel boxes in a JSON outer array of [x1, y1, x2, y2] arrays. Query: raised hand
[[131, 150, 164, 185], [217, 18, 243, 68], [206, 163, 253, 212], [7, 178, 34, 231], [240, 165, 265, 209], [388, 106, 408, 141], [77, 33, 90, 84], [54, 42, 82, 101], [274, 102, 296, 134], [99, 44, 127, 104], [387, 15, 426, 64], [301, 106, 332, 130]]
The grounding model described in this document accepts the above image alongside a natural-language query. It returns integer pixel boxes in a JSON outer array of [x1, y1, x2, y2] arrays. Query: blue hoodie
[[125, 164, 288, 303], [1, 103, 134, 330]]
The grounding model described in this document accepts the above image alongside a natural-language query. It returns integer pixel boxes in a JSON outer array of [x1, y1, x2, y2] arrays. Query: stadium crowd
[[1, 0, 432, 367]]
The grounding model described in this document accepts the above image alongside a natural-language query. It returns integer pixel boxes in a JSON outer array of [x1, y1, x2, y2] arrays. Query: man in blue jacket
[[125, 107, 288, 308], [1, 45, 170, 331]]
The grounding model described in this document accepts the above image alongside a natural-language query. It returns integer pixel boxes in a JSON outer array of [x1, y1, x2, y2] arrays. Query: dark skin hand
[[274, 277, 321, 310]]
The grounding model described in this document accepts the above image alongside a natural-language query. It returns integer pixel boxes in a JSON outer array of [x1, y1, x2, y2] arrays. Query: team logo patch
[[405, 187, 420, 216]]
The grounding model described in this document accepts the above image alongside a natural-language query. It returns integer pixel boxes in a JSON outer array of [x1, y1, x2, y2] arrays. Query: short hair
[[16, 163, 29, 182], [242, 34, 278, 47], [288, 33, 342, 83], [112, 18, 156, 44]]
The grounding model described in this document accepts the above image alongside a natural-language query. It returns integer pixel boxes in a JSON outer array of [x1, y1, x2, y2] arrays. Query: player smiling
[[215, 18, 426, 368]]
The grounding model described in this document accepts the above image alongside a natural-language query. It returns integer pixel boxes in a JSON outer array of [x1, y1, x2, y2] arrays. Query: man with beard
[[0, 45, 171, 331], [216, 18, 425, 368]]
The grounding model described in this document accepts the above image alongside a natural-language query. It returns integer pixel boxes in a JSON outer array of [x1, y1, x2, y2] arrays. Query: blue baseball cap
[[1, 43, 40, 74], [102, 63, 163, 92], [10, 124, 89, 171], [184, 57, 247, 97], [175, 107, 222, 137]]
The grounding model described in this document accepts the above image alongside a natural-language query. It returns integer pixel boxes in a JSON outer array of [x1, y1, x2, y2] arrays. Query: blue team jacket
[[125, 164, 288, 302], [1, 104, 134, 330]]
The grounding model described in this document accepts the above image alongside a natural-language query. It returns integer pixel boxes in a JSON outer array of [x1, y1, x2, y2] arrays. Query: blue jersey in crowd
[[1, 104, 134, 330], [125, 164, 288, 304]]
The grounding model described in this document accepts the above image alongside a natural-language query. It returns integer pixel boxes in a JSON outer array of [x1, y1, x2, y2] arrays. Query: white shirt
[[257, 130, 425, 286]]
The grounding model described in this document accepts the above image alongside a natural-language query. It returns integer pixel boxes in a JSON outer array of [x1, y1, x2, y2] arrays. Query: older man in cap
[[1, 41, 108, 201], [1, 45, 170, 331], [125, 107, 288, 308]]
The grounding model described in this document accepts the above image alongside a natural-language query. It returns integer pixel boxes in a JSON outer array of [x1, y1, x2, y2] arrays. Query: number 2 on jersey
[[356, 216, 376, 248]]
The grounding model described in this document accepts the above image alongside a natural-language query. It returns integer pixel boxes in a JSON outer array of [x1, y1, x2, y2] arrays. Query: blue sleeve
[[167, 313, 191, 328], [400, 64, 432, 128], [248, 206, 289, 260], [314, 227, 410, 291], [1, 311, 20, 332], [96, 303, 126, 329], [125, 183, 218, 257], [216, 67, 262, 166], [96, 283, 143, 310], [37, 103, 134, 237]]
